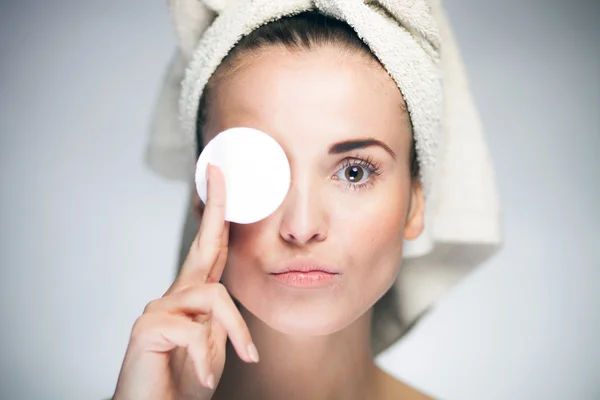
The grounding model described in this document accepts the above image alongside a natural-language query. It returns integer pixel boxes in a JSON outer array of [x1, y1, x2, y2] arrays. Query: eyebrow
[[328, 138, 396, 159]]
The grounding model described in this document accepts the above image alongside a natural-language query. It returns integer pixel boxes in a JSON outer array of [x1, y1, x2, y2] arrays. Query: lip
[[270, 257, 340, 275], [269, 258, 340, 288]]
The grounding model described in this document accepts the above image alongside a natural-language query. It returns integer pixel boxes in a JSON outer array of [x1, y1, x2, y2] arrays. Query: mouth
[[269, 258, 340, 288]]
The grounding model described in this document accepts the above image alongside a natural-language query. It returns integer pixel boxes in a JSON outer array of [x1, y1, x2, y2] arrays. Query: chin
[[253, 300, 353, 336], [227, 276, 359, 336]]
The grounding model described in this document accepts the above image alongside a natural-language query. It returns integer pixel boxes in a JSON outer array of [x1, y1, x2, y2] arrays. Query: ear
[[404, 180, 425, 240]]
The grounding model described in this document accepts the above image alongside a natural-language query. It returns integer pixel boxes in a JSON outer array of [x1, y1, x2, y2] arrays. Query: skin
[[113, 44, 431, 400], [205, 46, 429, 398]]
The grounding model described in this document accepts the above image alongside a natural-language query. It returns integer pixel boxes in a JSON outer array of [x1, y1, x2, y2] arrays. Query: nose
[[278, 178, 328, 246]]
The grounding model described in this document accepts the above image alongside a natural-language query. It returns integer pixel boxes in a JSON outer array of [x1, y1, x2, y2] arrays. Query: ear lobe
[[404, 181, 425, 240]]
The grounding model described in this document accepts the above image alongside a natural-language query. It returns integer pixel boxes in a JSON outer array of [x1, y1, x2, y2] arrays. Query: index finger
[[170, 164, 229, 292]]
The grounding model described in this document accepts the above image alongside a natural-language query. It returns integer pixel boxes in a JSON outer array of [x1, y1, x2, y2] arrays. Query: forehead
[[204, 46, 411, 155]]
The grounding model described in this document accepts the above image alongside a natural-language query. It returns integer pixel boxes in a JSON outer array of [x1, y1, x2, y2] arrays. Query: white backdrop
[[0, 1, 598, 399]]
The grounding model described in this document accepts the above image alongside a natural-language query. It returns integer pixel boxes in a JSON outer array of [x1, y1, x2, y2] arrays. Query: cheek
[[336, 188, 407, 254], [227, 223, 262, 256], [221, 221, 269, 284], [333, 187, 409, 290]]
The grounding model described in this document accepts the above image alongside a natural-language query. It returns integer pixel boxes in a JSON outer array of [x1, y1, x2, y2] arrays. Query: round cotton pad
[[195, 127, 291, 224]]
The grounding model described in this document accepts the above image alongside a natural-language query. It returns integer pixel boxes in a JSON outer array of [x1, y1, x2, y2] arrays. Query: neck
[[214, 306, 378, 400]]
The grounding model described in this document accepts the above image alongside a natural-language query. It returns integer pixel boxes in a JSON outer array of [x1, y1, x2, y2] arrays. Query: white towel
[[145, 0, 503, 354]]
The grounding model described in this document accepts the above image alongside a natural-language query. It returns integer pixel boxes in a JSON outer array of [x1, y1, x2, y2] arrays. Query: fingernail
[[206, 373, 215, 390], [247, 343, 260, 363]]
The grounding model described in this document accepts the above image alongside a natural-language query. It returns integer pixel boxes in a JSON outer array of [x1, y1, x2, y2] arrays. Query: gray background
[[0, 0, 598, 399]]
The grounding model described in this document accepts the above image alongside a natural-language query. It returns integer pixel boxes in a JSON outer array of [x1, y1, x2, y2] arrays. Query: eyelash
[[332, 155, 383, 191]]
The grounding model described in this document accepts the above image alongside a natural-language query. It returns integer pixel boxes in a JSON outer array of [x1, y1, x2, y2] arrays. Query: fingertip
[[230, 339, 252, 364], [206, 167, 226, 209], [206, 163, 212, 181], [247, 342, 260, 363], [206, 373, 215, 390], [186, 341, 213, 390]]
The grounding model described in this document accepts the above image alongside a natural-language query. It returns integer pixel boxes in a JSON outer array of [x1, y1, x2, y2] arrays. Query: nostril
[[281, 230, 326, 245]]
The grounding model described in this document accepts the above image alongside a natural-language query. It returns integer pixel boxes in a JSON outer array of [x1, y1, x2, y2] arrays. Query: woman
[[113, 3, 500, 399]]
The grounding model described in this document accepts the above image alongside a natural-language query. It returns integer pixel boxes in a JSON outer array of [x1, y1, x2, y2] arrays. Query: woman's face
[[200, 45, 424, 336]]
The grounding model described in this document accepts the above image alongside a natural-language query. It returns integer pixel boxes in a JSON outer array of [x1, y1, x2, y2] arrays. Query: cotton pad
[[195, 127, 291, 224]]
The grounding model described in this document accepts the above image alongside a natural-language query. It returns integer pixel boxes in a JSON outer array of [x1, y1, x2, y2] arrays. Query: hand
[[113, 165, 259, 400]]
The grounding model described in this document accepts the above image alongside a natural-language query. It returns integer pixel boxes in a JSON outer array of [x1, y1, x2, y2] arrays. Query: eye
[[338, 164, 368, 183], [333, 157, 382, 190]]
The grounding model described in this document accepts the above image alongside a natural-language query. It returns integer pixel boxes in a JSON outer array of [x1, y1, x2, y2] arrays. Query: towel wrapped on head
[[146, 0, 502, 354]]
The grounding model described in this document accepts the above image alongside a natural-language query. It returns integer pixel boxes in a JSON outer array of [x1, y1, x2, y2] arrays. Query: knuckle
[[213, 283, 229, 302], [184, 284, 209, 301], [130, 314, 153, 341], [210, 284, 246, 332], [143, 299, 161, 314]]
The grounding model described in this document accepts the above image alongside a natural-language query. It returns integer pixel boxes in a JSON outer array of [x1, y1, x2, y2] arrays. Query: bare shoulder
[[374, 367, 435, 400]]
